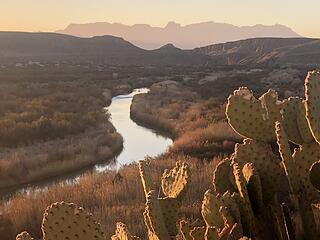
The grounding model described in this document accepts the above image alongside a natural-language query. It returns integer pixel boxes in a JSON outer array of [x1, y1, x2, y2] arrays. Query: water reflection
[[1, 88, 172, 200], [95, 88, 172, 171]]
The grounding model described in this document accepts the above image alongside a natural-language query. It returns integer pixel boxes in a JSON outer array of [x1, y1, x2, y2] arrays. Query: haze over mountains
[[0, 32, 319, 67], [56, 21, 301, 49]]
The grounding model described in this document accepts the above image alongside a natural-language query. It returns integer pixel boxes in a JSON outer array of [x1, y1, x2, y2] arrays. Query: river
[[2, 88, 172, 200], [96, 88, 172, 171]]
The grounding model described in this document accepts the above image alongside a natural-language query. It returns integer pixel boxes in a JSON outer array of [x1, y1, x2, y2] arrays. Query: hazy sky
[[1, 0, 319, 37]]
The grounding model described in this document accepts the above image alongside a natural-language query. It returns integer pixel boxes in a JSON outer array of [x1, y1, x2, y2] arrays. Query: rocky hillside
[[195, 37, 320, 66]]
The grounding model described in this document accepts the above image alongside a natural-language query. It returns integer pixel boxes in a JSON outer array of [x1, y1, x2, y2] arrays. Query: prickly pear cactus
[[226, 88, 284, 142], [111, 222, 140, 240], [41, 202, 105, 240], [16, 232, 34, 240], [16, 70, 320, 240], [161, 161, 190, 200], [305, 71, 320, 143], [139, 160, 191, 239], [17, 202, 105, 240]]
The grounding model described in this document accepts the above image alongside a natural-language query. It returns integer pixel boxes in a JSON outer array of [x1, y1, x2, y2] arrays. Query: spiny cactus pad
[[41, 201, 105, 240], [138, 160, 156, 199], [292, 142, 320, 202], [275, 121, 299, 193], [310, 161, 320, 191], [161, 161, 190, 199], [282, 97, 313, 144], [227, 223, 244, 240], [189, 226, 206, 240], [201, 190, 225, 230], [226, 87, 284, 142], [296, 99, 314, 143], [111, 222, 140, 240], [204, 227, 219, 240], [16, 232, 34, 240], [242, 163, 264, 214], [144, 191, 171, 239], [232, 163, 256, 237], [179, 219, 203, 240], [305, 70, 320, 143], [213, 158, 237, 194], [232, 139, 282, 204]]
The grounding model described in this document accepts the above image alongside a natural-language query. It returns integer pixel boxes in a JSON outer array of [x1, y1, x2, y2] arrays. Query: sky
[[1, 0, 319, 37]]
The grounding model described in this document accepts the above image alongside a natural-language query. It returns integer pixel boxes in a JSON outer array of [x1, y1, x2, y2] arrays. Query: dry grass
[[0, 154, 220, 239], [0, 124, 123, 190], [171, 122, 242, 158], [131, 84, 242, 159]]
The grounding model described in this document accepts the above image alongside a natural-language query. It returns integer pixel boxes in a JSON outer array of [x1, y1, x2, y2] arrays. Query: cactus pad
[[179, 219, 203, 240], [16, 232, 34, 240], [201, 189, 225, 229], [226, 87, 284, 142], [292, 142, 320, 202], [310, 161, 320, 191], [204, 227, 219, 240], [213, 158, 237, 194], [275, 121, 299, 193], [242, 163, 264, 214], [296, 100, 314, 143], [41, 202, 105, 240], [161, 161, 190, 199], [190, 226, 206, 240], [144, 191, 171, 239], [138, 160, 156, 199], [282, 97, 313, 144], [227, 223, 244, 240], [232, 139, 282, 204], [305, 71, 320, 143], [111, 222, 140, 240], [158, 197, 180, 236]]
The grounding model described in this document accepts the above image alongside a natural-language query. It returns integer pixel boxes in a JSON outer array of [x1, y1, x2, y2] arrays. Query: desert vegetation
[[131, 80, 242, 158], [9, 70, 320, 240], [0, 66, 131, 190]]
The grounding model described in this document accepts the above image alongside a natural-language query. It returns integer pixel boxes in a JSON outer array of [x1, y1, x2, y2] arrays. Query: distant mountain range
[[0, 32, 319, 67], [56, 21, 301, 49], [0, 32, 206, 65]]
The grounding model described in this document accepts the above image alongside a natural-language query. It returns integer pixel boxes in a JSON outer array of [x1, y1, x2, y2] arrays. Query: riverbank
[[0, 77, 125, 196], [0, 81, 241, 239], [130, 81, 242, 159], [0, 123, 123, 197]]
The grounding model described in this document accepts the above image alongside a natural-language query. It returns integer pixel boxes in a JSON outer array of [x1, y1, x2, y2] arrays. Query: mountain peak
[[57, 21, 301, 49], [165, 21, 181, 29], [159, 43, 180, 50]]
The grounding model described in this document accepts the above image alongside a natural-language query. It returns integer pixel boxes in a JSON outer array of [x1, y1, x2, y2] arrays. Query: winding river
[[2, 88, 172, 200], [96, 88, 172, 171]]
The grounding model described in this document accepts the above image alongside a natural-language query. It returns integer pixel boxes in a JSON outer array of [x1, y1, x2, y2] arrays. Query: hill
[[56, 21, 301, 49], [195, 37, 320, 66], [0, 32, 207, 65], [0, 32, 320, 67]]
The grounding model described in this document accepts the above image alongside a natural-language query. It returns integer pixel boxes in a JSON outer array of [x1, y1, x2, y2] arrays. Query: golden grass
[[171, 122, 243, 158], [0, 124, 123, 190], [0, 154, 220, 239]]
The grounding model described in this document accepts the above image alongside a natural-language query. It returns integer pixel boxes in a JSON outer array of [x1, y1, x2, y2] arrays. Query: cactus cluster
[[16, 201, 106, 240], [16, 70, 320, 239]]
